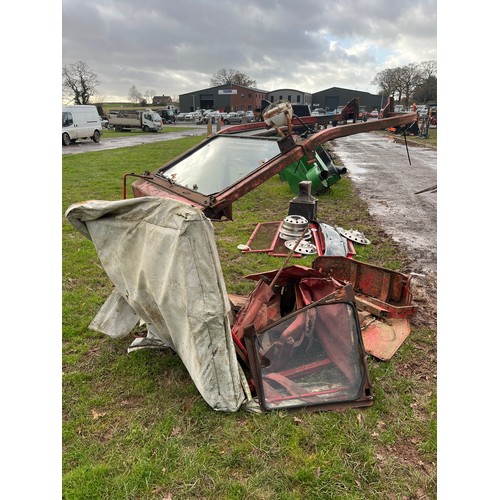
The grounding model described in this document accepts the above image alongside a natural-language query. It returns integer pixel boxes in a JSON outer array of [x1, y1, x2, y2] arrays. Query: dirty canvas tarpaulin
[[65, 196, 248, 412]]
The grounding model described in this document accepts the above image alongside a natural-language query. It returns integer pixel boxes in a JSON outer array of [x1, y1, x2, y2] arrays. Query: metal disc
[[335, 226, 371, 245], [279, 229, 312, 240], [284, 239, 317, 255], [283, 215, 308, 226]]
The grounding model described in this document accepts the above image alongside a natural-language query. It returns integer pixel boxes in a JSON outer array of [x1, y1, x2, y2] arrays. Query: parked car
[[184, 111, 203, 122], [203, 111, 225, 124], [176, 113, 187, 121], [246, 111, 255, 122], [157, 109, 176, 124], [367, 109, 379, 119], [224, 112, 243, 124], [311, 108, 325, 116]]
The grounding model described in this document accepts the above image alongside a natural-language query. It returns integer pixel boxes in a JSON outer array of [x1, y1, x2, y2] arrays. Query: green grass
[[374, 126, 437, 149], [62, 135, 437, 499], [101, 126, 197, 139]]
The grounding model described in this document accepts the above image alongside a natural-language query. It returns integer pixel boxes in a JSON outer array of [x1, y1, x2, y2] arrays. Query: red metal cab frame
[[130, 98, 417, 220]]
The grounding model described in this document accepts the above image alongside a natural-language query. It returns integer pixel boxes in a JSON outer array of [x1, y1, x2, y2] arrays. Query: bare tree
[[210, 68, 257, 88], [144, 90, 156, 104], [62, 61, 100, 105], [398, 64, 423, 107], [372, 61, 436, 107], [128, 85, 144, 104], [370, 68, 399, 101], [419, 60, 437, 81], [415, 61, 437, 103]]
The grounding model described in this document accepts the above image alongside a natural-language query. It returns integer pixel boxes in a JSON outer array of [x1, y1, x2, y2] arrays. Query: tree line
[[370, 60, 437, 106], [62, 61, 436, 107]]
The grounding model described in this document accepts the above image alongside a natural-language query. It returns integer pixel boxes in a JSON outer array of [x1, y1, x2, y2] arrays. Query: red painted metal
[[130, 97, 417, 220]]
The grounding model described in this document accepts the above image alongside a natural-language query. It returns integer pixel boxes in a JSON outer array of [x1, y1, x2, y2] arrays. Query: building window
[[288, 95, 291, 102], [297, 95, 301, 103], [279, 96, 283, 101], [271, 96, 274, 103], [248, 94, 251, 99]]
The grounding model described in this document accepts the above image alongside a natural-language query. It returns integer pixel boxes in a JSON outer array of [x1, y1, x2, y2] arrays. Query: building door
[[325, 96, 339, 111]]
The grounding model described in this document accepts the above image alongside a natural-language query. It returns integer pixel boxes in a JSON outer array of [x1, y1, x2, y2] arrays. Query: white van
[[62, 105, 102, 146]]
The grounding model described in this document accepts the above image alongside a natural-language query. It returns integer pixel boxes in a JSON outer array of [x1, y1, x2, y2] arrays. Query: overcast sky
[[62, 0, 437, 103]]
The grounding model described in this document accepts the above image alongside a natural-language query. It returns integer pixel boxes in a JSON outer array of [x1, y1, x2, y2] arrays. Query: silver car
[[224, 112, 243, 124]]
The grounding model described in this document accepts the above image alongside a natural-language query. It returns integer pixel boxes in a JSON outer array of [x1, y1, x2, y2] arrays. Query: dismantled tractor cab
[[66, 197, 376, 413], [128, 97, 417, 220], [65, 98, 418, 414]]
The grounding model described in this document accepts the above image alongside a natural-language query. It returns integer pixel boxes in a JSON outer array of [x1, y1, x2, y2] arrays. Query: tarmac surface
[[332, 132, 437, 275], [331, 132, 437, 328], [61, 125, 208, 155]]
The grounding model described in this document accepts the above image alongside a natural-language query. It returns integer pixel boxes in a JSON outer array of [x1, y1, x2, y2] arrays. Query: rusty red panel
[[312, 256, 413, 307], [361, 318, 411, 361]]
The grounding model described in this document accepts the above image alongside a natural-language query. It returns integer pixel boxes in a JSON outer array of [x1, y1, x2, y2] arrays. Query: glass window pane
[[158, 136, 281, 195], [254, 303, 365, 410]]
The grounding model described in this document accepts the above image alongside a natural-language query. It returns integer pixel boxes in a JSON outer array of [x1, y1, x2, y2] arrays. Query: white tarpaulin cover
[[65, 196, 247, 412]]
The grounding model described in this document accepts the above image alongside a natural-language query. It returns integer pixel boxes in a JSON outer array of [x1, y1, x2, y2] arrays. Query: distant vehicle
[[176, 113, 187, 121], [358, 106, 367, 121], [62, 105, 102, 146], [202, 111, 225, 124], [246, 111, 255, 122], [418, 108, 429, 118], [367, 109, 379, 119], [108, 109, 163, 132], [395, 105, 405, 113], [156, 109, 176, 124], [224, 112, 243, 124], [184, 111, 203, 122]]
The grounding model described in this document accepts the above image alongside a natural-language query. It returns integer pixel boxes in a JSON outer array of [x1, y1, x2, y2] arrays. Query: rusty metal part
[[360, 317, 412, 361], [354, 295, 417, 319], [312, 256, 416, 318]]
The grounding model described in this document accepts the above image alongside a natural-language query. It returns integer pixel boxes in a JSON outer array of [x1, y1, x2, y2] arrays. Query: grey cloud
[[62, 0, 436, 100]]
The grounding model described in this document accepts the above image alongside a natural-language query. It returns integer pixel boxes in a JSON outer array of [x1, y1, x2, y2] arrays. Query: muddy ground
[[330, 132, 437, 330]]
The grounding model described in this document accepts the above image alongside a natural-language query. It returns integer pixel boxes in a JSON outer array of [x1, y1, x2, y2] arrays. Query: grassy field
[[62, 134, 437, 499], [100, 125, 196, 139]]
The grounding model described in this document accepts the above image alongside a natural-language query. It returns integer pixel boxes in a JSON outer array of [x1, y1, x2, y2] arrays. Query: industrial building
[[267, 89, 313, 107], [179, 84, 269, 114], [179, 84, 382, 114], [311, 87, 382, 112]]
